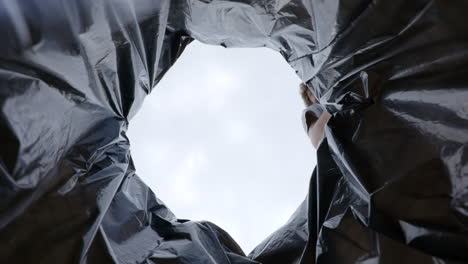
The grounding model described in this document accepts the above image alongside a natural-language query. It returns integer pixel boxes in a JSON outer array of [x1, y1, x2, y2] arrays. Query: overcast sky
[[127, 41, 316, 254]]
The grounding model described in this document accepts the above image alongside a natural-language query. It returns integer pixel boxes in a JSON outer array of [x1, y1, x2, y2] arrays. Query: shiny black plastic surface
[[0, 0, 467, 263]]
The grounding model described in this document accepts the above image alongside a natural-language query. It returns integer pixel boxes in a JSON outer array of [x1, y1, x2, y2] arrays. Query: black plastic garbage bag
[[0, 0, 467, 263]]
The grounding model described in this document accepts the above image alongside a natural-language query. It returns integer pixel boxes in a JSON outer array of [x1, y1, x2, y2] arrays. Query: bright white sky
[[128, 41, 316, 254]]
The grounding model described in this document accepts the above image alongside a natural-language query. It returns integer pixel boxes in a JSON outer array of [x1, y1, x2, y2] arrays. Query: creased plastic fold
[[0, 0, 467, 263]]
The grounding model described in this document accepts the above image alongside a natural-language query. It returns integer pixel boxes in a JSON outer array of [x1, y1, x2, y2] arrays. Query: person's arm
[[300, 84, 331, 148]]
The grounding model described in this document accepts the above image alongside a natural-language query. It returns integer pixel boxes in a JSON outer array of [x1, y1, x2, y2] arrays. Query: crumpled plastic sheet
[[0, 0, 467, 263]]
